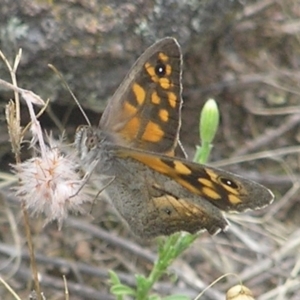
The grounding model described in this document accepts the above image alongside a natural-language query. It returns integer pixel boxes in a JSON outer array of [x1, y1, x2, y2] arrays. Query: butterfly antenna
[[48, 64, 91, 126]]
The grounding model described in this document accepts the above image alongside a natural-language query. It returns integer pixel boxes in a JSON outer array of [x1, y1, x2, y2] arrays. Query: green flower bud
[[200, 99, 219, 144]]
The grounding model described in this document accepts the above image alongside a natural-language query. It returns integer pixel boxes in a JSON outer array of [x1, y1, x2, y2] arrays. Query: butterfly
[[75, 37, 274, 238]]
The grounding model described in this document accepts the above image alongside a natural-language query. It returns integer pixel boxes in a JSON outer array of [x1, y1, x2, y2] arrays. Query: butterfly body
[[75, 38, 274, 238]]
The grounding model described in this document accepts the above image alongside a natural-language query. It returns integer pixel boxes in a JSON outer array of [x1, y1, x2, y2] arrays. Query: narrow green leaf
[[108, 270, 121, 285], [110, 284, 136, 296]]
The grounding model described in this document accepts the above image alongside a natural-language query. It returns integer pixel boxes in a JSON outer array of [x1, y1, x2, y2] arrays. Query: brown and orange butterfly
[[75, 37, 274, 238]]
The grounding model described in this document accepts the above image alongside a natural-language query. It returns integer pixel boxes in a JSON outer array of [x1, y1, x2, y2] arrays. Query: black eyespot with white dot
[[155, 61, 167, 77], [220, 177, 239, 189]]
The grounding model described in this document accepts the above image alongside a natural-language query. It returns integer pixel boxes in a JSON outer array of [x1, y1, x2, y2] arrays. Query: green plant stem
[[194, 143, 213, 164], [136, 233, 198, 299]]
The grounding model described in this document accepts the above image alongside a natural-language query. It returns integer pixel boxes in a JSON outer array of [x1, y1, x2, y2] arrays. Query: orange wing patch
[[173, 161, 192, 175], [167, 92, 177, 108], [159, 78, 172, 89], [228, 194, 242, 205], [201, 187, 221, 200], [158, 109, 169, 122], [145, 62, 158, 81], [198, 178, 214, 188], [151, 91, 161, 105], [165, 64, 172, 76], [123, 101, 138, 115], [142, 121, 164, 142], [158, 52, 169, 62], [132, 83, 146, 105]]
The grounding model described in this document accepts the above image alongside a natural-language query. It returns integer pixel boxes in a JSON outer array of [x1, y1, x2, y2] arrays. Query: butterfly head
[[75, 125, 104, 167]]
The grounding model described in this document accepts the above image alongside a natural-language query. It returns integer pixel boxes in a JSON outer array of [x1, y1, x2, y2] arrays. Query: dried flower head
[[13, 137, 91, 227], [9, 87, 91, 228]]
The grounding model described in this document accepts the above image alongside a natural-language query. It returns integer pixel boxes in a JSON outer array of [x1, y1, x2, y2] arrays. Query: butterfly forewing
[[115, 147, 274, 213], [99, 38, 183, 155]]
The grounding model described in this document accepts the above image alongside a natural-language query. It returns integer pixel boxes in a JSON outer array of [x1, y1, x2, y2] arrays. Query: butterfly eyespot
[[155, 61, 167, 77], [220, 177, 239, 189]]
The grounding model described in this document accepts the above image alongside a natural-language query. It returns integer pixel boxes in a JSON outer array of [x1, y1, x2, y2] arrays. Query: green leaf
[[135, 274, 149, 289], [108, 270, 121, 285], [110, 284, 136, 296]]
